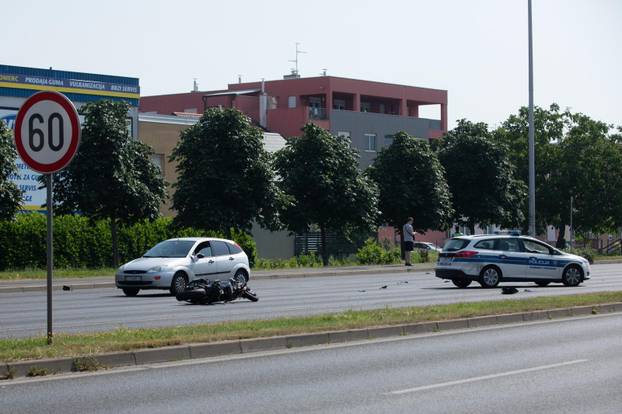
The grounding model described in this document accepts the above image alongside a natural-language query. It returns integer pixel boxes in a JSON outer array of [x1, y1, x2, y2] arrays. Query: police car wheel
[[562, 265, 583, 287], [479, 266, 501, 288], [452, 279, 471, 288]]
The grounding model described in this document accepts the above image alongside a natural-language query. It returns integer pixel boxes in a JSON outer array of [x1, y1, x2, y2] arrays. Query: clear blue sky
[[3, 0, 620, 128]]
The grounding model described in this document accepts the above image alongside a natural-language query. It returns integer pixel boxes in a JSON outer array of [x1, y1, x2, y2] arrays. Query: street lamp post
[[528, 0, 536, 237]]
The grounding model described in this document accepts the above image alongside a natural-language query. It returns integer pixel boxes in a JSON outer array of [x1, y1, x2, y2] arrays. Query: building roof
[[204, 88, 260, 97], [263, 132, 287, 153], [138, 112, 286, 152]]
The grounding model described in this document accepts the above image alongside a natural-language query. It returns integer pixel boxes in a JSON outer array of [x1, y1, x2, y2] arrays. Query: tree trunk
[[111, 218, 119, 268], [320, 224, 329, 266], [556, 224, 566, 248], [468, 222, 476, 236]]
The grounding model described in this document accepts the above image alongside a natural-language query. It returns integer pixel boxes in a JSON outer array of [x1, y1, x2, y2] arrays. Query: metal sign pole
[[47, 173, 54, 345]]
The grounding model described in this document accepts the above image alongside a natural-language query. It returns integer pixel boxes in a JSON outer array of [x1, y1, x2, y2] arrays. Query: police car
[[435, 234, 591, 288]]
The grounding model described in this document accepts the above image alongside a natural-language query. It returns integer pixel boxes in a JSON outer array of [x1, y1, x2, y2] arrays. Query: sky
[[3, 0, 620, 129]]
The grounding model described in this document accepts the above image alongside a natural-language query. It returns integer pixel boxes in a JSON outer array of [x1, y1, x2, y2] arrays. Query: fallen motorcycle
[[175, 274, 258, 305]]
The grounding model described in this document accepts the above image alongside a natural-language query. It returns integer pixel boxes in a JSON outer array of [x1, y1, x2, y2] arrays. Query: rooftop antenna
[[288, 42, 306, 76], [192, 78, 199, 92]]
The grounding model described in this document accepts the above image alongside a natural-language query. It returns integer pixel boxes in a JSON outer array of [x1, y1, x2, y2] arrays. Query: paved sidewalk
[[0, 263, 435, 293]]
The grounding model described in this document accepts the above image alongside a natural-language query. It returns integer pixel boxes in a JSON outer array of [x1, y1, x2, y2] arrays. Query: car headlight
[[147, 266, 167, 273]]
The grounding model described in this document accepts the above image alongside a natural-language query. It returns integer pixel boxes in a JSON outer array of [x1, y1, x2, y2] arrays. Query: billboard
[[1, 108, 46, 210]]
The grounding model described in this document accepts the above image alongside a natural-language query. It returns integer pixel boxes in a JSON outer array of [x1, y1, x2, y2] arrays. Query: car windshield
[[143, 240, 195, 258], [443, 238, 470, 252]]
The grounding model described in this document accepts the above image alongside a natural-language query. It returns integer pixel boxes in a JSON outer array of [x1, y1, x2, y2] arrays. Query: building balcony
[[329, 109, 443, 139]]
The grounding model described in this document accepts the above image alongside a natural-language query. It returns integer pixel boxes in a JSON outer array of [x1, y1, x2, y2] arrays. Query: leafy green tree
[[368, 132, 453, 250], [552, 113, 622, 241], [494, 104, 622, 246], [52, 100, 166, 266], [439, 119, 526, 234], [493, 104, 565, 237], [0, 120, 23, 220], [274, 123, 378, 265], [171, 107, 282, 235]]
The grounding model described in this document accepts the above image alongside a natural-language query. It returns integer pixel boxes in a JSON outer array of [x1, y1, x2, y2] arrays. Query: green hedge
[[0, 215, 257, 270]]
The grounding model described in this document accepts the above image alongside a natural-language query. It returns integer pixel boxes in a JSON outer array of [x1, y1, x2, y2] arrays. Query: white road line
[[389, 359, 588, 395]]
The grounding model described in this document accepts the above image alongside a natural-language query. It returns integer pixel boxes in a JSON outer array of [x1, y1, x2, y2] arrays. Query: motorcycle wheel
[[242, 289, 259, 302]]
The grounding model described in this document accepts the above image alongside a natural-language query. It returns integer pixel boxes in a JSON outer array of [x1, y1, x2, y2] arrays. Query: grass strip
[[0, 268, 116, 280], [2, 290, 622, 362]]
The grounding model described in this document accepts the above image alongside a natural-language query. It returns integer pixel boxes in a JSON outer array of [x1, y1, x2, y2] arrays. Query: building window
[[288, 96, 297, 108], [150, 154, 164, 174], [126, 117, 134, 138], [364, 133, 377, 152], [379, 103, 385, 114], [361, 102, 371, 112], [333, 99, 346, 110], [384, 134, 394, 146]]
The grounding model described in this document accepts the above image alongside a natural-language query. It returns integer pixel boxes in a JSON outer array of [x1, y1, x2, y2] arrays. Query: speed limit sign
[[14, 91, 80, 173], [14, 91, 81, 345]]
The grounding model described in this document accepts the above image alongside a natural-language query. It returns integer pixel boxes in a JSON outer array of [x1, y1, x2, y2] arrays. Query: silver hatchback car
[[115, 238, 251, 296], [435, 235, 590, 288]]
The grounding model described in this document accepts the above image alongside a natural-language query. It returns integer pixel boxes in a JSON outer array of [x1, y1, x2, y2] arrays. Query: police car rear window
[[443, 239, 470, 251]]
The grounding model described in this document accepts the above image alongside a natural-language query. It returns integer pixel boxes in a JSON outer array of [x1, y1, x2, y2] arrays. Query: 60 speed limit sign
[[14, 91, 81, 345], [14, 91, 80, 173]]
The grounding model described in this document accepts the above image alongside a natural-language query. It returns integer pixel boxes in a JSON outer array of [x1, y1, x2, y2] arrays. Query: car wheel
[[562, 265, 583, 287], [535, 281, 550, 287], [452, 279, 471, 288], [234, 269, 249, 283], [479, 266, 501, 288], [122, 288, 140, 297], [170, 272, 188, 295]]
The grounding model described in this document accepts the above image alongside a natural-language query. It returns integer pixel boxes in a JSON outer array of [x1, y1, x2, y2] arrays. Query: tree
[[274, 123, 378, 265], [0, 120, 22, 220], [171, 107, 282, 234], [439, 119, 526, 234], [493, 104, 565, 237], [367, 132, 453, 251], [52, 100, 166, 266], [494, 104, 622, 246]]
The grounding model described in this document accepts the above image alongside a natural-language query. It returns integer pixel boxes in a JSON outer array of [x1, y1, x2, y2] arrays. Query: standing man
[[403, 217, 416, 266]]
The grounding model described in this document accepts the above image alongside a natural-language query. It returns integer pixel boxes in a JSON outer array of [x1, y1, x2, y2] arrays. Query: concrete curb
[[2, 302, 621, 380], [0, 266, 435, 294]]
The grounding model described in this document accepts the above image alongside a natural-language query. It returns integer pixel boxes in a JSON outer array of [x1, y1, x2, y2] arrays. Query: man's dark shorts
[[404, 241, 414, 251]]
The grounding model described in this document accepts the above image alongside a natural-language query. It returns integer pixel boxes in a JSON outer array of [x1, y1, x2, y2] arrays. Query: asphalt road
[[1, 263, 621, 338], [2, 313, 621, 413]]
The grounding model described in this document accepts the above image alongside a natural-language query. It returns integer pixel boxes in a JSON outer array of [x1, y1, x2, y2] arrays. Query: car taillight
[[455, 250, 478, 258]]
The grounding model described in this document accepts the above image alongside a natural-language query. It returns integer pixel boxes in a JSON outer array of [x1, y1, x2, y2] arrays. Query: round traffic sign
[[14, 91, 81, 174]]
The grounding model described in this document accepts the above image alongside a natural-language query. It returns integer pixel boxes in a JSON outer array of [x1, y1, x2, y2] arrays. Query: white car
[[435, 235, 591, 288], [115, 238, 251, 296], [413, 242, 442, 253]]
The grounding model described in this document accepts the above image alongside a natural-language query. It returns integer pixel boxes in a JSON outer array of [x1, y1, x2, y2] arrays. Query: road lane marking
[[389, 359, 588, 395]]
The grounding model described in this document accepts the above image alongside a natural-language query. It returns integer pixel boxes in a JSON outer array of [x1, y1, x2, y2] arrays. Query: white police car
[[435, 235, 591, 288]]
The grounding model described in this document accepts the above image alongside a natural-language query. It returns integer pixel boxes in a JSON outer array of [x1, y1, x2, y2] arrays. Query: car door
[[521, 239, 560, 279], [493, 238, 524, 278], [210, 240, 235, 277], [191, 242, 219, 279]]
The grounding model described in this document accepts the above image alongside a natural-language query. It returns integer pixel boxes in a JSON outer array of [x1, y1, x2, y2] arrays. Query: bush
[[356, 239, 401, 265], [565, 247, 596, 264], [0, 215, 257, 270]]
